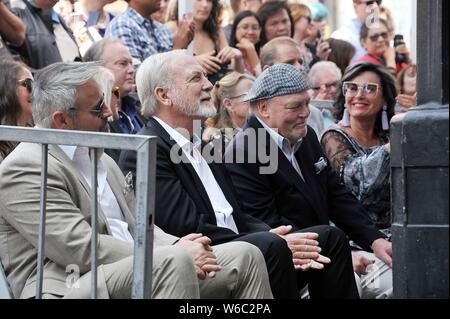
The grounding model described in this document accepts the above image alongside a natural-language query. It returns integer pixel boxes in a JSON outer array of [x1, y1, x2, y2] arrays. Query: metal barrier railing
[[0, 126, 156, 299]]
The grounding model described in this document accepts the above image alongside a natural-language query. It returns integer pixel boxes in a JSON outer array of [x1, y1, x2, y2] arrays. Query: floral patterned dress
[[321, 124, 391, 238]]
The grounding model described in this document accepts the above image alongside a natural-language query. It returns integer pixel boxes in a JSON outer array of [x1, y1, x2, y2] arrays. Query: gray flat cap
[[243, 64, 309, 103]]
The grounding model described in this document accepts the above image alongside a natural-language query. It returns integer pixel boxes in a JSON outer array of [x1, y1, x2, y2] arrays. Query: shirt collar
[[255, 115, 302, 153], [153, 116, 201, 153], [126, 7, 153, 27], [59, 144, 104, 161]]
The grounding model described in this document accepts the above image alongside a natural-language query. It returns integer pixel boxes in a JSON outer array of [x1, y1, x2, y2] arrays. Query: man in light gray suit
[[0, 61, 273, 299]]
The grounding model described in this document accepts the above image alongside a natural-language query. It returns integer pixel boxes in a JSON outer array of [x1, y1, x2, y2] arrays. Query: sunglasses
[[342, 82, 380, 98], [369, 32, 389, 42], [70, 95, 106, 118], [18, 78, 33, 93]]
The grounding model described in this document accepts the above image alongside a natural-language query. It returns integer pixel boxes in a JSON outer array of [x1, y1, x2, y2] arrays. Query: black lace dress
[[321, 124, 391, 238]]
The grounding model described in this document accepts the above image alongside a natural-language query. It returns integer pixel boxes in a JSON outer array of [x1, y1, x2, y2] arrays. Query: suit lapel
[[48, 145, 111, 234], [294, 136, 328, 219], [49, 145, 91, 195], [148, 118, 218, 222], [247, 116, 321, 217]]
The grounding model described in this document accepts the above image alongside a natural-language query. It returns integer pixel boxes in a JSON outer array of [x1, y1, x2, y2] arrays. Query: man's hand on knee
[[177, 233, 222, 279]]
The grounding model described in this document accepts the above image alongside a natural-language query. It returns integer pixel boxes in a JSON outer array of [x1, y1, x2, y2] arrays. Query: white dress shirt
[[154, 117, 239, 234], [59, 145, 134, 242], [256, 116, 305, 181]]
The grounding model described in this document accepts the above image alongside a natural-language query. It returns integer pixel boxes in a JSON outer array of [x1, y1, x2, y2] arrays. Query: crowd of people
[[0, 0, 418, 299]]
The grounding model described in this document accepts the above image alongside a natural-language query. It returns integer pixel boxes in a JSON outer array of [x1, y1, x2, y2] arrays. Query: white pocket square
[[314, 157, 328, 174]]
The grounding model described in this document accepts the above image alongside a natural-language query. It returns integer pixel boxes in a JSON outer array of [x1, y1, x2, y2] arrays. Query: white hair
[[308, 61, 342, 87], [92, 66, 115, 110], [32, 62, 102, 128], [136, 50, 187, 118]]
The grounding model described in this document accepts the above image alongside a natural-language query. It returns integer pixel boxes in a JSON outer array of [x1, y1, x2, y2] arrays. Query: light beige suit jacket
[[0, 142, 178, 298]]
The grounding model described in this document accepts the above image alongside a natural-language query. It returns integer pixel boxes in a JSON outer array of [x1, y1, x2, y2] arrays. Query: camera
[[394, 34, 408, 64]]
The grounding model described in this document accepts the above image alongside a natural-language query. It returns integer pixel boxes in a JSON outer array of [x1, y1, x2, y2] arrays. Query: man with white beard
[[119, 50, 358, 299]]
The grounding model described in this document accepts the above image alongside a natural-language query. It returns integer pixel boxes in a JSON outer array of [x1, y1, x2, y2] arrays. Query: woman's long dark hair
[[334, 62, 397, 133], [0, 58, 26, 158], [203, 0, 223, 43], [166, 0, 222, 43], [257, 1, 294, 46], [229, 10, 262, 54]]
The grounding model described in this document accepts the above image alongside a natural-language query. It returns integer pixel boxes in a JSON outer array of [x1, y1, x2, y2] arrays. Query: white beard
[[171, 88, 217, 118]]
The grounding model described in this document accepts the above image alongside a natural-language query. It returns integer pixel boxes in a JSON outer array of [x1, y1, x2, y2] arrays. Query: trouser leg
[[232, 232, 299, 299], [64, 246, 200, 299], [199, 241, 273, 299], [295, 225, 359, 299]]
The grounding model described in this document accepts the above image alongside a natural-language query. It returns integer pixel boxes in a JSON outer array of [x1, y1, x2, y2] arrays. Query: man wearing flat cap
[[120, 51, 361, 299], [225, 64, 393, 298]]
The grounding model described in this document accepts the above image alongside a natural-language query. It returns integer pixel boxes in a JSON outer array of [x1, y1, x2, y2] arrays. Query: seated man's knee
[[310, 225, 347, 243], [233, 241, 266, 265], [153, 246, 194, 272]]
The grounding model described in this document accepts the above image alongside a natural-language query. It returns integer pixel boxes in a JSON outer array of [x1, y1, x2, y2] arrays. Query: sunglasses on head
[[18, 78, 33, 93]]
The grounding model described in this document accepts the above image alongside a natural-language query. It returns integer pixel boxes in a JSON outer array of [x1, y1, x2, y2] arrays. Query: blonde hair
[[289, 3, 310, 24], [203, 72, 254, 140]]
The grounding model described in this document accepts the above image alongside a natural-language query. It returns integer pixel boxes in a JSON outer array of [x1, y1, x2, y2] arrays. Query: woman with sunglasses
[[320, 62, 397, 298], [0, 58, 34, 163], [358, 18, 397, 75]]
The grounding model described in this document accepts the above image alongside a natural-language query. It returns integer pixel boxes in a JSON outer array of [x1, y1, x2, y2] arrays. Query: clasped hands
[[177, 233, 221, 280], [271, 225, 331, 271]]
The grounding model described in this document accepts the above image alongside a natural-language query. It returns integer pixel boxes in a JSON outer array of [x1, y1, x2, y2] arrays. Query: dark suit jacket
[[224, 115, 385, 251], [119, 117, 270, 245]]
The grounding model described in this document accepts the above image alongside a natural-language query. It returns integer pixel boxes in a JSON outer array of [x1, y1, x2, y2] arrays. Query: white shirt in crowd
[[59, 145, 134, 243], [154, 116, 239, 234]]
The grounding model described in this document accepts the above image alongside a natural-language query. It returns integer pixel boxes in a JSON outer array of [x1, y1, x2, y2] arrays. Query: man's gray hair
[[33, 61, 102, 128], [136, 50, 186, 118], [82, 38, 124, 63], [308, 61, 342, 87]]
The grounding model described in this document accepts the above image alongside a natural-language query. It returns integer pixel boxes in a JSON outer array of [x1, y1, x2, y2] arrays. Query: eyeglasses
[[311, 81, 339, 91], [18, 78, 33, 93], [342, 82, 380, 98], [70, 95, 106, 118], [369, 32, 389, 42], [357, 0, 381, 6], [237, 24, 261, 32]]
